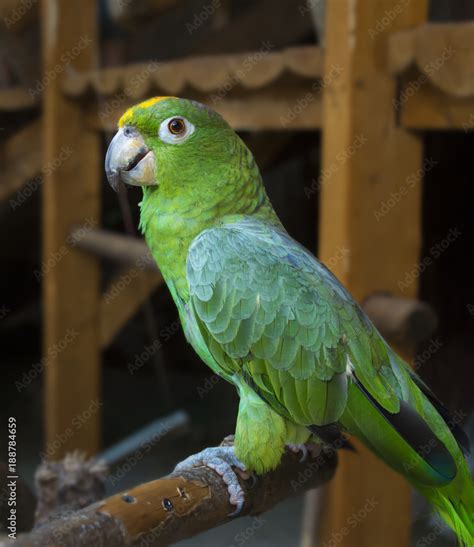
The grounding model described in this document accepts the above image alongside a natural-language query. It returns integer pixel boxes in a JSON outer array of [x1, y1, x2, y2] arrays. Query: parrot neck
[[139, 182, 279, 300]]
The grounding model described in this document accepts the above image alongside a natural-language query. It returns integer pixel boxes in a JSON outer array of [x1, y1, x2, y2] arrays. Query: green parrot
[[105, 96, 473, 544]]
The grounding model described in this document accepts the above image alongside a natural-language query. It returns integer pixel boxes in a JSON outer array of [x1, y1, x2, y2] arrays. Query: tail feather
[[351, 373, 457, 484], [409, 372, 471, 457], [416, 486, 474, 547], [341, 365, 474, 546]]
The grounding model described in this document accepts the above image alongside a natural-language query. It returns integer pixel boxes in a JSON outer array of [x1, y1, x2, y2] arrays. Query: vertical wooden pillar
[[42, 0, 101, 456], [316, 1, 428, 546]]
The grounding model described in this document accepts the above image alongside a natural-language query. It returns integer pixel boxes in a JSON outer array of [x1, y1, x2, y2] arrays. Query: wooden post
[[316, 1, 428, 546], [42, 0, 101, 456]]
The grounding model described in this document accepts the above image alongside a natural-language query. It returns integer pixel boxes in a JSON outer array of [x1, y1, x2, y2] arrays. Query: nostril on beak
[[123, 126, 139, 138]]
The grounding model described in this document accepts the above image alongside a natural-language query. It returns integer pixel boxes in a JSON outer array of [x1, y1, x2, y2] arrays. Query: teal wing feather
[[186, 218, 400, 426]]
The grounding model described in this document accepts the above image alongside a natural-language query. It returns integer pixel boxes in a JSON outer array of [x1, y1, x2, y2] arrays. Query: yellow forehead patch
[[118, 96, 176, 127]]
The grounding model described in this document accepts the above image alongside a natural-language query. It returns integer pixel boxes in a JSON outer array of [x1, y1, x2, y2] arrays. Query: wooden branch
[[71, 228, 157, 271], [363, 294, 438, 345], [13, 447, 337, 546], [34, 452, 108, 526]]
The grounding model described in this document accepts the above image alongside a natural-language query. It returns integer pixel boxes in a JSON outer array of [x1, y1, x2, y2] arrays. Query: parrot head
[[105, 97, 263, 213], [105, 96, 276, 287]]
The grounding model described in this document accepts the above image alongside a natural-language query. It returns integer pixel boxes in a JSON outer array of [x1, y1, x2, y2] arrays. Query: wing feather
[[187, 218, 401, 426]]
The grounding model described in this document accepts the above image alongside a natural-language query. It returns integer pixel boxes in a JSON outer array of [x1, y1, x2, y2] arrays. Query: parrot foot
[[174, 446, 247, 517], [287, 443, 321, 462]]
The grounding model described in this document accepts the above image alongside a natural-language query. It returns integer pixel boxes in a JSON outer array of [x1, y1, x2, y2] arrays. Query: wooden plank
[[100, 268, 163, 349], [63, 46, 322, 99], [316, 1, 428, 547], [42, 0, 100, 457], [0, 87, 38, 110], [400, 76, 474, 130], [86, 85, 323, 132], [71, 228, 157, 270], [388, 22, 474, 98], [388, 21, 474, 130], [0, 120, 41, 202]]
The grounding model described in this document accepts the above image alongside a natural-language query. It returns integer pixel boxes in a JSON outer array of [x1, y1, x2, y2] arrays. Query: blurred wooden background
[[2, 1, 474, 545]]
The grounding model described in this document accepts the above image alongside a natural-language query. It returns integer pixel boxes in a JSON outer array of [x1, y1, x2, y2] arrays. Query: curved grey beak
[[105, 126, 156, 192]]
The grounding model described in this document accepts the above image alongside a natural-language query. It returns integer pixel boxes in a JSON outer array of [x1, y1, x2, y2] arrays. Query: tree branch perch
[[10, 446, 337, 547]]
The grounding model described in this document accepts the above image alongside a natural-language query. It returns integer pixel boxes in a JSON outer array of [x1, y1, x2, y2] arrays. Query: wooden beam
[[207, 93, 322, 131], [86, 84, 323, 132], [0, 120, 41, 202], [400, 77, 474, 130], [316, 1, 428, 547], [42, 0, 101, 457], [62, 46, 323, 131], [100, 268, 163, 349], [388, 22, 474, 98], [0, 87, 38, 110], [71, 228, 157, 271], [388, 21, 474, 130], [63, 46, 322, 99], [69, 228, 163, 348]]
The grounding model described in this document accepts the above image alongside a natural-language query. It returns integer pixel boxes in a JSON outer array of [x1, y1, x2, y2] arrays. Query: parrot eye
[[159, 116, 195, 144], [168, 118, 185, 135]]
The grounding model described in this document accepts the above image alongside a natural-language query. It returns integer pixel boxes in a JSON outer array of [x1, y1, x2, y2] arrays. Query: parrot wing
[[186, 217, 401, 427]]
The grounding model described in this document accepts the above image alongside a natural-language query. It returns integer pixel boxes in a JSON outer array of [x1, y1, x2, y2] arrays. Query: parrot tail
[[415, 483, 474, 546], [341, 362, 474, 546], [411, 371, 474, 546]]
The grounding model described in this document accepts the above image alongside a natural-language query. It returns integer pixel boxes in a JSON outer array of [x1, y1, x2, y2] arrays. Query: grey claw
[[174, 446, 246, 516], [287, 443, 308, 463], [227, 498, 244, 517]]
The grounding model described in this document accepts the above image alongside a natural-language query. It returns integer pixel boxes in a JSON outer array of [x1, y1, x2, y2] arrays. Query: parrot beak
[[105, 126, 156, 192]]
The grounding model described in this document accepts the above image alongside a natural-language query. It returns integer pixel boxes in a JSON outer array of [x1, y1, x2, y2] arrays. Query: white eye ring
[[158, 116, 195, 144]]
